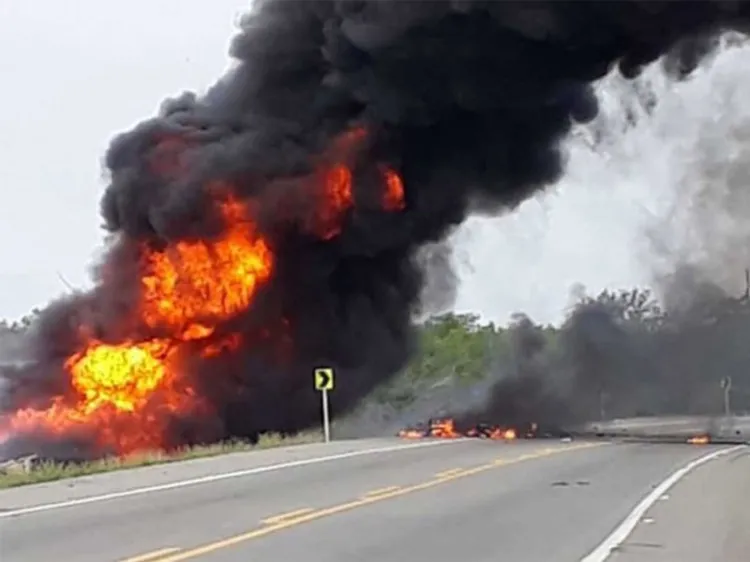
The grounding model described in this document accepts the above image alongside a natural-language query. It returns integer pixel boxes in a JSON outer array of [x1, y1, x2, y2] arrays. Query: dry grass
[[0, 431, 322, 489]]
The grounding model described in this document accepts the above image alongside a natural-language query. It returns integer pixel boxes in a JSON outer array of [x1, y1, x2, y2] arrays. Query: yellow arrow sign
[[314, 367, 334, 391]]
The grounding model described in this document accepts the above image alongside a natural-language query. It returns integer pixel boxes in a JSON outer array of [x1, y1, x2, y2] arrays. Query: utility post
[[598, 389, 609, 421], [720, 376, 733, 418]]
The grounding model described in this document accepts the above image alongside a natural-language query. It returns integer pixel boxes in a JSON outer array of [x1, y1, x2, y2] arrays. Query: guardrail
[[565, 415, 750, 443]]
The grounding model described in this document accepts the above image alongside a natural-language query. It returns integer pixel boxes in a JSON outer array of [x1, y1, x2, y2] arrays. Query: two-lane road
[[1, 438, 747, 562]]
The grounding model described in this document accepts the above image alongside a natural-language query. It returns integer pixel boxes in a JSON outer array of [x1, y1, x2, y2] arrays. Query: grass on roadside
[[0, 431, 322, 489]]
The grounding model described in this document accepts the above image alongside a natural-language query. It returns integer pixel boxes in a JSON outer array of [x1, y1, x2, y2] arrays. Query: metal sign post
[[321, 387, 330, 443], [314, 367, 335, 443]]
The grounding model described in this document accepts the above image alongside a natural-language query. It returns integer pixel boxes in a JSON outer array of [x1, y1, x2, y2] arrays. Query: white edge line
[[0, 439, 466, 518], [580, 444, 746, 562]]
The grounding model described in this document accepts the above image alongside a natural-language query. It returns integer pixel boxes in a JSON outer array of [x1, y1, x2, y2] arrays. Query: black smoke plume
[[3, 1, 750, 458], [453, 282, 750, 435]]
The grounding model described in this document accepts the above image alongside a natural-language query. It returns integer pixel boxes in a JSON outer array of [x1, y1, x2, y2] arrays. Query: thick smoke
[[4, 1, 750, 457], [457, 284, 750, 434], [447, 34, 750, 433]]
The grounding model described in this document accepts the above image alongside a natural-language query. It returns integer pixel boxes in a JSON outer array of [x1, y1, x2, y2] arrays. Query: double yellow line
[[124, 442, 602, 562]]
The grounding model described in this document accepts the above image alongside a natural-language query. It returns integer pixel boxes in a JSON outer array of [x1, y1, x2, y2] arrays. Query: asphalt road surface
[[0, 437, 747, 562]]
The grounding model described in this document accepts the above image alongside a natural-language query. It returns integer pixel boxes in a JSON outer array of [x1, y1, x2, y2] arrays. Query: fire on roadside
[[1, 127, 407, 456], [687, 435, 711, 445], [398, 418, 537, 441]]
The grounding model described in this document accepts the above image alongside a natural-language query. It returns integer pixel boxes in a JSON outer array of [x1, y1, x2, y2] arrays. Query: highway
[[0, 437, 747, 562]]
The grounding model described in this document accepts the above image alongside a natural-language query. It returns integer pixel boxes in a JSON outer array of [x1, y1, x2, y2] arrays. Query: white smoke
[[452, 33, 750, 324]]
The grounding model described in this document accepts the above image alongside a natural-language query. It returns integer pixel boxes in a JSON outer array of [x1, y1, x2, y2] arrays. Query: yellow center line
[[361, 485, 402, 498], [496, 451, 550, 465], [260, 507, 315, 525], [151, 442, 603, 562], [435, 467, 465, 478], [119, 547, 181, 562]]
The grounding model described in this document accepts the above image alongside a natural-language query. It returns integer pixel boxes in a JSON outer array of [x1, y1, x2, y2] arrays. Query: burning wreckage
[[396, 417, 735, 445], [398, 418, 539, 441]]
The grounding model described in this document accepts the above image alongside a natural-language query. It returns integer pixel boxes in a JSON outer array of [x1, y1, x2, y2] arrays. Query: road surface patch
[[147, 442, 604, 561]]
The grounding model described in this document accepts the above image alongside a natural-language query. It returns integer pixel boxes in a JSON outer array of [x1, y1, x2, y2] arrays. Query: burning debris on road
[[398, 418, 538, 441], [3, 1, 750, 460]]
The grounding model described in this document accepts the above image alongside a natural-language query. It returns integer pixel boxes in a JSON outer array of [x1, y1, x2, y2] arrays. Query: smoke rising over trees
[[347, 284, 750, 437]]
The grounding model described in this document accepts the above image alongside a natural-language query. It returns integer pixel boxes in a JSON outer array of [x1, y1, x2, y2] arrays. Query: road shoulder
[[611, 446, 750, 562], [0, 438, 459, 512]]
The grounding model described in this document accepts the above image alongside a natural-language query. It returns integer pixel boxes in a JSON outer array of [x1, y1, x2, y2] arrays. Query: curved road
[[0, 437, 747, 562]]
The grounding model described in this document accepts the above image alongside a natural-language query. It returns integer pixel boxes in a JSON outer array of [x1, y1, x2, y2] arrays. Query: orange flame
[[314, 164, 354, 239], [397, 429, 427, 439], [489, 427, 517, 440], [140, 192, 273, 335], [381, 167, 406, 211], [399, 418, 530, 442], [429, 418, 462, 438], [5, 338, 190, 453], [1, 126, 408, 456], [4, 194, 273, 454], [66, 339, 174, 414]]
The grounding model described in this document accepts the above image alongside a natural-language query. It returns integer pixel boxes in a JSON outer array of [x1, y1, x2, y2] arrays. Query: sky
[[0, 1, 737, 326], [0, 1, 249, 320]]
